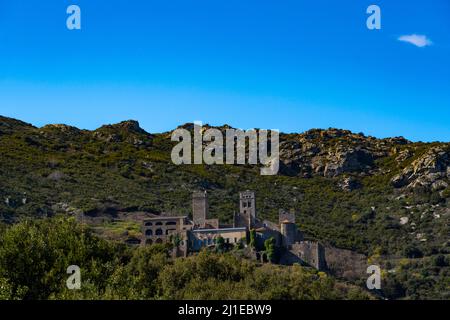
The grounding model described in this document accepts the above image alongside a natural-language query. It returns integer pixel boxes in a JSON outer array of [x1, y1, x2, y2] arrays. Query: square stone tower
[[238, 190, 256, 228], [192, 191, 208, 228]]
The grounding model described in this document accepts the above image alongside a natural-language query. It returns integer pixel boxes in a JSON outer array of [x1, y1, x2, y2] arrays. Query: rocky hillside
[[1, 115, 449, 299]]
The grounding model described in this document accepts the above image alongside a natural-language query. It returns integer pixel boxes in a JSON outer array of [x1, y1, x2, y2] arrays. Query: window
[[166, 221, 176, 226], [145, 229, 153, 236], [146, 239, 153, 245], [155, 222, 163, 226], [155, 238, 163, 244], [243, 202, 247, 207], [155, 228, 163, 235], [248, 201, 252, 207], [144, 222, 152, 226]]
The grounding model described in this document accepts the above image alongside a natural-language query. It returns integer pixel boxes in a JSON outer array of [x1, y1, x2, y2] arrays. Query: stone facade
[[280, 221, 297, 247], [254, 226, 282, 247], [189, 227, 247, 251], [192, 191, 208, 228], [279, 209, 296, 224], [142, 216, 192, 257], [234, 190, 256, 228], [291, 241, 326, 270], [141, 190, 327, 270]]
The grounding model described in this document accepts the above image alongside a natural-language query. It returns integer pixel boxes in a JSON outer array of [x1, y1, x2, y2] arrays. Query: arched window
[[155, 238, 163, 244], [155, 228, 163, 235], [146, 239, 153, 245], [166, 221, 177, 226], [155, 222, 163, 226], [145, 229, 153, 236], [144, 222, 153, 226]]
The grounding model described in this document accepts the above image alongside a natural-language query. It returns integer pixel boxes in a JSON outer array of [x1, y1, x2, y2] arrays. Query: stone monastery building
[[142, 190, 326, 270]]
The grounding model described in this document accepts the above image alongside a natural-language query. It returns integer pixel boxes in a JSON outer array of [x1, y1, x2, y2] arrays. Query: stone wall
[[324, 245, 367, 280], [189, 228, 247, 251], [279, 209, 296, 224], [288, 241, 327, 270]]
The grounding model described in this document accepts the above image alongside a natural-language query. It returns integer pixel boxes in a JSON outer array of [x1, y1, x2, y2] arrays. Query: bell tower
[[239, 190, 256, 227], [192, 191, 208, 228]]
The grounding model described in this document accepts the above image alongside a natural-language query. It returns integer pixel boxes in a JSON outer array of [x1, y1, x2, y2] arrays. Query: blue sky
[[0, 0, 449, 141]]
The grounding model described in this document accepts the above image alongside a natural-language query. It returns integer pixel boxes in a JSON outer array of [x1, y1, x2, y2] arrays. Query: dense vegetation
[[0, 115, 448, 299], [0, 217, 371, 300]]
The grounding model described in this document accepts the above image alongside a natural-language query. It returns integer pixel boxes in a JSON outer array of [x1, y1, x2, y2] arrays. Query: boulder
[[339, 176, 361, 191], [391, 146, 450, 189]]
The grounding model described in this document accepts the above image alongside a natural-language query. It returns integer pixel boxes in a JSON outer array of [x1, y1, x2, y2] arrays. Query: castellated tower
[[279, 209, 302, 246], [238, 190, 256, 228], [192, 191, 208, 228], [280, 221, 296, 247]]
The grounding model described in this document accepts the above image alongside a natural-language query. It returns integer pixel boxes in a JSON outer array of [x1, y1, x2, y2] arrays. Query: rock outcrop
[[93, 120, 153, 145], [279, 128, 393, 178], [338, 176, 362, 191], [391, 145, 450, 190]]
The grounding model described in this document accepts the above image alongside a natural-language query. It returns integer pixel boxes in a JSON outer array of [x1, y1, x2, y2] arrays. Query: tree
[[236, 237, 246, 250], [0, 216, 119, 299], [0, 277, 27, 300], [249, 229, 256, 250], [403, 245, 423, 259], [105, 244, 170, 299], [170, 234, 181, 248], [264, 237, 276, 263], [216, 236, 225, 253], [432, 255, 448, 267]]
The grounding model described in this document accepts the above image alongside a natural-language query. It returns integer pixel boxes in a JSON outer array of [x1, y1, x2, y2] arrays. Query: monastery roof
[[192, 227, 247, 233], [143, 215, 188, 221]]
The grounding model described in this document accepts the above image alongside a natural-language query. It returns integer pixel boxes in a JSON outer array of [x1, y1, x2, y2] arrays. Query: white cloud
[[398, 34, 433, 48]]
